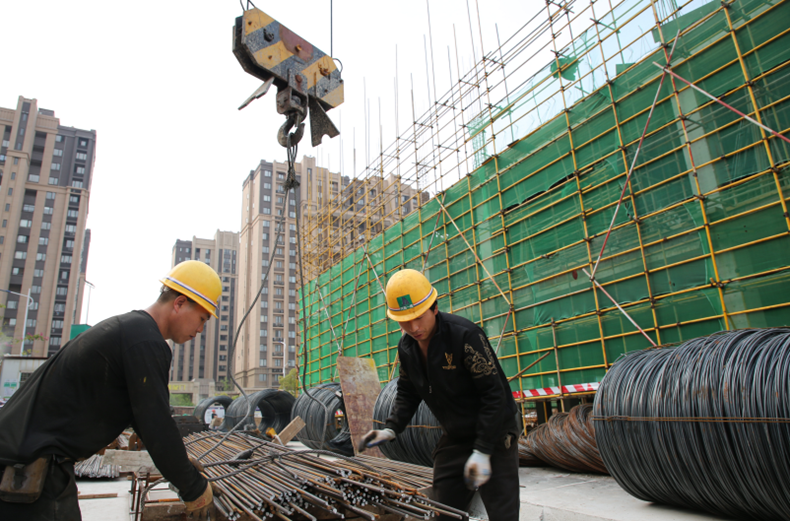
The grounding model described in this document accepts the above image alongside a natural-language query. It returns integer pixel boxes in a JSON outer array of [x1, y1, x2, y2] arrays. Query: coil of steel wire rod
[[593, 328, 790, 521], [372, 378, 442, 467], [523, 405, 607, 473], [517, 437, 544, 467], [223, 389, 295, 433], [193, 395, 233, 426], [291, 382, 353, 455]]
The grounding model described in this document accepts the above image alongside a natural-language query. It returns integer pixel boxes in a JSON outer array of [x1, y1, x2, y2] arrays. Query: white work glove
[[358, 428, 396, 452], [463, 450, 492, 489]]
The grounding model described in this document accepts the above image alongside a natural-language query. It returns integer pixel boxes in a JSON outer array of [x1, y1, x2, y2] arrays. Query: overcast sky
[[0, 0, 535, 325]]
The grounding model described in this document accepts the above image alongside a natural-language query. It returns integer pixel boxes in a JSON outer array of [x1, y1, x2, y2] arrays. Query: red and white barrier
[[513, 382, 599, 399]]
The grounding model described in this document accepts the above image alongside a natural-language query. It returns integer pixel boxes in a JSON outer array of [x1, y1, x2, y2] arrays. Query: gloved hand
[[463, 450, 492, 490], [183, 482, 214, 520], [358, 428, 396, 452]]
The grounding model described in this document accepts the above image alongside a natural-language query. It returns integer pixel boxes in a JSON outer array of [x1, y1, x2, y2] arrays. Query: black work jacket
[[0, 311, 206, 501], [385, 311, 518, 454]]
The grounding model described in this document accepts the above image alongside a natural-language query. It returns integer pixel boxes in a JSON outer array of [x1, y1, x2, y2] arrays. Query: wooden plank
[[102, 450, 158, 474], [336, 356, 384, 457], [78, 493, 118, 500], [273, 416, 306, 445]]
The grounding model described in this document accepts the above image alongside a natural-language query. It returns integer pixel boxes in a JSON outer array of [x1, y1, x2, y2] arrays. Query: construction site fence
[[298, 0, 790, 393]]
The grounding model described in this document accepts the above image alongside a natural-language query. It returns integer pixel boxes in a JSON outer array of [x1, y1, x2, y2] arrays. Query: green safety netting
[[298, 0, 790, 392]]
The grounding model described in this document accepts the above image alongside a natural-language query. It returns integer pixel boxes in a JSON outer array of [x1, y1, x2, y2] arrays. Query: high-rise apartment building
[[168, 231, 239, 388], [235, 156, 425, 391], [0, 96, 95, 357]]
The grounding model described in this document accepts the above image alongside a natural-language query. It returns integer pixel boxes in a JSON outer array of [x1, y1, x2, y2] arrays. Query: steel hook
[[277, 112, 305, 148]]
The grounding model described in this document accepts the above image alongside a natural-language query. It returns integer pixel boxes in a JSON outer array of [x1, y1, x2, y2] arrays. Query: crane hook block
[[233, 8, 343, 147]]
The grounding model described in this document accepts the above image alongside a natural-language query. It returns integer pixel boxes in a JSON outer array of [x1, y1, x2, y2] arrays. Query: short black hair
[[158, 285, 196, 306], [430, 300, 438, 312]]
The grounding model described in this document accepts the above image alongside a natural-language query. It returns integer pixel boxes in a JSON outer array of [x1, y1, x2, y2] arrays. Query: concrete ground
[[75, 465, 725, 521], [77, 477, 133, 521], [467, 467, 724, 521]]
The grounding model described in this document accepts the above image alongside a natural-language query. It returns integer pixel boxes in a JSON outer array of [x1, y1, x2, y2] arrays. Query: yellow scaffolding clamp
[[233, 8, 343, 147]]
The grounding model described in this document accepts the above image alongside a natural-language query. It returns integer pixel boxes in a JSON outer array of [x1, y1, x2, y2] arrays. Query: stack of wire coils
[[223, 389, 295, 433], [594, 328, 790, 520], [194, 395, 233, 427], [291, 382, 352, 455], [373, 378, 443, 467], [524, 404, 607, 473]]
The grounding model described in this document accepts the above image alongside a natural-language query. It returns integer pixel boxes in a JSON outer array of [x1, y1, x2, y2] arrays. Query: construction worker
[[0, 260, 222, 521], [361, 269, 520, 521]]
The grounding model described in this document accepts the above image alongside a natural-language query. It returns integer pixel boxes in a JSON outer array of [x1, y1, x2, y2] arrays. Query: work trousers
[[0, 458, 81, 521], [432, 435, 520, 521]]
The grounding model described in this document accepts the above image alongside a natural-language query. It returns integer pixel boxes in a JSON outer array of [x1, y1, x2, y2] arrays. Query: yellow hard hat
[[385, 269, 437, 322], [160, 260, 222, 318]]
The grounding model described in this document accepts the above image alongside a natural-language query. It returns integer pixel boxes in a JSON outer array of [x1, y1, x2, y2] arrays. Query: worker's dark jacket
[[0, 310, 206, 501], [385, 311, 518, 454]]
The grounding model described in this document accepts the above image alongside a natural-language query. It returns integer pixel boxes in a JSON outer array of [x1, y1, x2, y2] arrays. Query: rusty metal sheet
[[337, 356, 384, 458]]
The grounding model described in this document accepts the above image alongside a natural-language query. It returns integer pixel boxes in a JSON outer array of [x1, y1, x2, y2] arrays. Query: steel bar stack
[[184, 431, 466, 521], [74, 453, 120, 479]]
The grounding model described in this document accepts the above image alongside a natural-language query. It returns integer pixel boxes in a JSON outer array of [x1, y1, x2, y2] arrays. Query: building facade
[[168, 230, 239, 390], [235, 156, 424, 391], [0, 96, 95, 357]]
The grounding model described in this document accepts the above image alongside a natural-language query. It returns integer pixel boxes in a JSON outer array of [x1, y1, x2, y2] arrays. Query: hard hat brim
[[160, 277, 219, 319]]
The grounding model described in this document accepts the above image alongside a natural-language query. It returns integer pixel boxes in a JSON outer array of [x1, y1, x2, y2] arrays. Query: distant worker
[[209, 413, 223, 431], [0, 261, 222, 521], [361, 269, 520, 521]]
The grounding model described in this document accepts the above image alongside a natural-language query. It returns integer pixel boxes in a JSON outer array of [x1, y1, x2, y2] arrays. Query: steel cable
[[593, 328, 790, 520], [372, 378, 443, 467], [291, 382, 352, 455]]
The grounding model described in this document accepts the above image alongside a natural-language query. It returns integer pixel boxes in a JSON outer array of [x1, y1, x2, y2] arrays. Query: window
[[46, 192, 56, 200], [17, 235, 27, 243], [263, 208, 271, 214], [289, 212, 296, 218], [262, 232, 268, 241], [6, 301, 17, 309], [69, 195, 78, 204], [72, 181, 83, 188], [289, 289, 296, 296], [289, 302, 296, 310], [14, 251, 26, 259], [289, 316, 295, 324], [289, 331, 296, 338], [289, 276, 296, 283], [65, 239, 74, 249], [290, 249, 296, 257], [277, 197, 284, 204], [67, 210, 78, 218], [55, 135, 63, 143], [36, 253, 46, 261], [290, 237, 296, 244], [263, 195, 271, 202], [19, 219, 32, 228], [22, 204, 35, 212], [61, 255, 72, 263], [31, 285, 42, 294], [277, 172, 285, 180], [8, 319, 16, 326], [28, 174, 39, 183], [53, 149, 63, 157], [220, 324, 228, 331], [65, 225, 76, 233], [51, 163, 61, 171], [41, 222, 51, 230], [275, 261, 283, 269], [39, 237, 48, 245], [262, 246, 269, 254], [60, 271, 69, 280], [264, 170, 272, 177], [276, 248, 283, 256], [26, 319, 36, 328], [220, 345, 227, 351], [264, 182, 271, 189], [260, 328, 268, 336], [48, 177, 59, 185], [4, 204, 8, 211], [56, 287, 67, 296], [43, 207, 53, 214], [290, 199, 296, 206], [290, 224, 296, 231], [79, 139, 88, 147], [275, 359, 282, 367], [75, 153, 87, 161], [33, 269, 43, 277], [260, 359, 267, 367], [263, 221, 270, 228], [259, 374, 268, 382], [2, 220, 6, 228], [260, 315, 268, 322]]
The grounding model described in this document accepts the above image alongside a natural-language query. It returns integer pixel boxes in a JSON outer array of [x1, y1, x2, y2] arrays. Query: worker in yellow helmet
[[0, 260, 222, 521], [361, 269, 520, 521]]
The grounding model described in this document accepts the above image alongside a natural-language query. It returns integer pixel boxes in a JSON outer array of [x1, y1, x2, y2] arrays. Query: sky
[[0, 0, 536, 324]]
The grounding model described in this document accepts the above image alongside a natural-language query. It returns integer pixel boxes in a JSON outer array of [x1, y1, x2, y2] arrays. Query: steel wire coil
[[291, 382, 352, 454], [223, 389, 295, 433], [593, 328, 790, 520], [372, 378, 443, 467], [194, 395, 234, 426], [517, 437, 544, 467], [523, 405, 607, 473]]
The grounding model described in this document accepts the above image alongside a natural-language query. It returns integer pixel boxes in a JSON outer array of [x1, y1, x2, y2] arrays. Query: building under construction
[[298, 0, 790, 403]]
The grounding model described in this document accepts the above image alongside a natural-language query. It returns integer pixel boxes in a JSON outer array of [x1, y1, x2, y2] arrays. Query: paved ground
[[77, 477, 134, 521]]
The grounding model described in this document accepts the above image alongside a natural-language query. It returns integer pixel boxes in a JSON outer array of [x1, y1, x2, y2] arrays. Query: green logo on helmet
[[396, 295, 414, 310]]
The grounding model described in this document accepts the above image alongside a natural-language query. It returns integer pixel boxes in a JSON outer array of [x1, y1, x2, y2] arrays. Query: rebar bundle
[[291, 383, 352, 455], [224, 389, 295, 433], [184, 431, 467, 521], [74, 454, 120, 479], [593, 328, 790, 521], [523, 405, 607, 474], [372, 378, 442, 467]]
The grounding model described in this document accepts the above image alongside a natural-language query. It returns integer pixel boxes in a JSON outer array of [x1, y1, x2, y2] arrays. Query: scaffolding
[[299, 0, 790, 398]]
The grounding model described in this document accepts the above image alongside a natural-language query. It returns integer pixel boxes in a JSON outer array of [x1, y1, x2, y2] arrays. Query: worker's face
[[399, 306, 438, 343], [172, 297, 211, 344]]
